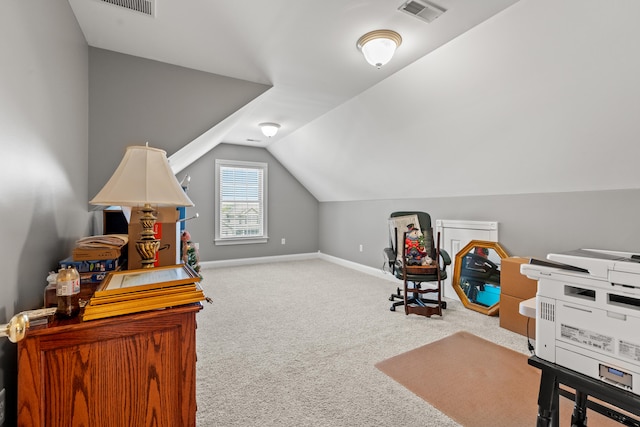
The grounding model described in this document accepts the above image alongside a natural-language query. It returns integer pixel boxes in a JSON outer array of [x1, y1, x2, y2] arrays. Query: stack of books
[[60, 257, 122, 284], [81, 264, 206, 321]]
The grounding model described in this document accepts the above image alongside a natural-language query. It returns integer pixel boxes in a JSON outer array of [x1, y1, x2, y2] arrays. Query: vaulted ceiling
[[74, 0, 640, 208], [68, 0, 523, 201]]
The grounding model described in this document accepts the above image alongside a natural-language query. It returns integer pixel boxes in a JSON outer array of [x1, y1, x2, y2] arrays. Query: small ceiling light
[[259, 122, 281, 138], [357, 29, 402, 68]]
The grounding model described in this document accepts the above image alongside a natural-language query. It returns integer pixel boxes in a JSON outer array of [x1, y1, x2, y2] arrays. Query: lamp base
[[135, 204, 160, 268], [136, 239, 160, 268]]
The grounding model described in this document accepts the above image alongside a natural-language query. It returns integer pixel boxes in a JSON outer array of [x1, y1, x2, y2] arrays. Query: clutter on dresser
[[81, 264, 207, 321], [72, 233, 128, 261], [55, 266, 81, 319], [44, 254, 124, 308]]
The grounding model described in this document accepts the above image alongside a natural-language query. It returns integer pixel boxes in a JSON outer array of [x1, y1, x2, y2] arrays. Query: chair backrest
[[390, 211, 432, 229], [389, 211, 436, 260]]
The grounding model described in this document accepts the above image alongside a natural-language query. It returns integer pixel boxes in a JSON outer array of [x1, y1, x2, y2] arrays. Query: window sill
[[215, 237, 269, 246]]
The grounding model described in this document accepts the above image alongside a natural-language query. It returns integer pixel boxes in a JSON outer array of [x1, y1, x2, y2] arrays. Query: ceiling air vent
[[99, 0, 155, 17], [398, 0, 446, 23]]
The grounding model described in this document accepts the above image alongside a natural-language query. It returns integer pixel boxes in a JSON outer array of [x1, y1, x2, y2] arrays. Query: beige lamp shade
[[91, 144, 194, 207], [91, 144, 194, 268]]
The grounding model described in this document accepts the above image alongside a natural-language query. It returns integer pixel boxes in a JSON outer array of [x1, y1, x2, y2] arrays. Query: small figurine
[[181, 230, 202, 276], [404, 224, 428, 266]]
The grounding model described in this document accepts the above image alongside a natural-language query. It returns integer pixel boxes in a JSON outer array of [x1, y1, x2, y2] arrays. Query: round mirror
[[452, 240, 508, 316]]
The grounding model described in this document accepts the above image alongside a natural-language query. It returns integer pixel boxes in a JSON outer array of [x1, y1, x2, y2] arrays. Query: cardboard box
[[501, 256, 538, 300], [500, 256, 538, 338], [72, 247, 123, 261], [128, 207, 179, 269], [499, 293, 536, 339]]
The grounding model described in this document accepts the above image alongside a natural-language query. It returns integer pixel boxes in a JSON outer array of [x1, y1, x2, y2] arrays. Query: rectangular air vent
[[99, 0, 155, 17], [539, 301, 555, 322], [398, 0, 446, 23]]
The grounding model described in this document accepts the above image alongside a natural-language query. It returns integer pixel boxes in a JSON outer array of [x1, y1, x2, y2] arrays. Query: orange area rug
[[375, 331, 623, 427]]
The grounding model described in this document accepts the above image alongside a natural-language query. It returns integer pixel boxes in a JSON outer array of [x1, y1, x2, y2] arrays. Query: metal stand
[[528, 356, 640, 427]]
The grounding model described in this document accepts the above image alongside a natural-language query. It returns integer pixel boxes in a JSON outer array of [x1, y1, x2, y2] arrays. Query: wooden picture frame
[[94, 264, 200, 298], [451, 240, 508, 316]]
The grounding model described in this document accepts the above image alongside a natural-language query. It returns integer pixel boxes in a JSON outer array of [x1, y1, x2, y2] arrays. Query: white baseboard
[[317, 253, 398, 282], [199, 252, 321, 269], [200, 252, 397, 283]]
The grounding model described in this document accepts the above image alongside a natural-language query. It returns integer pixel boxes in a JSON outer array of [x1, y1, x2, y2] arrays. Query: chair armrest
[[438, 249, 451, 266], [383, 247, 396, 265], [383, 247, 397, 274]]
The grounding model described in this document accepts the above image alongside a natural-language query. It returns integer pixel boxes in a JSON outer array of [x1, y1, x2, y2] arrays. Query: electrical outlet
[[359, 244, 363, 252], [281, 238, 286, 245], [0, 387, 6, 426]]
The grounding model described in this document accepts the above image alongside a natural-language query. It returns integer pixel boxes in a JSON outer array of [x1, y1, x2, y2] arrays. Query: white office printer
[[521, 249, 640, 395]]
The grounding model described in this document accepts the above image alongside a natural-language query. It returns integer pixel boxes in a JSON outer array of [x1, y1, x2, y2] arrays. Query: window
[[215, 159, 268, 245]]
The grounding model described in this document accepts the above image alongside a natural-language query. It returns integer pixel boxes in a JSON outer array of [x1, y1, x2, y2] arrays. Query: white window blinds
[[215, 160, 268, 244]]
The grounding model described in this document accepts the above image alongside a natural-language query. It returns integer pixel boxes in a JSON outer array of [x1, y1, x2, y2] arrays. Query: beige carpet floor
[[194, 259, 531, 426]]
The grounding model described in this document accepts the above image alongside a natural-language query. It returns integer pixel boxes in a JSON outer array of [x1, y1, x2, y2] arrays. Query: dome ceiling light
[[356, 29, 402, 69], [259, 122, 281, 138]]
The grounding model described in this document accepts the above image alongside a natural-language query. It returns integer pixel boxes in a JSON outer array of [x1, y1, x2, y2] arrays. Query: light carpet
[[195, 259, 529, 426]]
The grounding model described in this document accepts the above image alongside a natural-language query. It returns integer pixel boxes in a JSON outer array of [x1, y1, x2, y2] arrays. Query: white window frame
[[215, 159, 268, 245]]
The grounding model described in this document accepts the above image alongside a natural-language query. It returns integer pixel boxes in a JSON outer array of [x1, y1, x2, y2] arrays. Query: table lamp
[[90, 143, 194, 268]]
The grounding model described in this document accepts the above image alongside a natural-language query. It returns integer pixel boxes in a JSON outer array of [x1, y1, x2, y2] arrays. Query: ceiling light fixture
[[259, 122, 281, 138], [357, 29, 402, 68]]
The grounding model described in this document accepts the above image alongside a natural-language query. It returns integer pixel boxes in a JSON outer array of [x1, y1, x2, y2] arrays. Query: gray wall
[[0, 1, 89, 424], [87, 50, 319, 260], [88, 47, 270, 201], [179, 143, 319, 261], [319, 189, 640, 268]]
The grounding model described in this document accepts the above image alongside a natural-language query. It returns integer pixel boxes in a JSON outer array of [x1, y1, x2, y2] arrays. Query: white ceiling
[[68, 0, 519, 170]]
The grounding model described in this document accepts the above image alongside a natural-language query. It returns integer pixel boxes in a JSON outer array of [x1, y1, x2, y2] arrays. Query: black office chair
[[384, 211, 451, 317]]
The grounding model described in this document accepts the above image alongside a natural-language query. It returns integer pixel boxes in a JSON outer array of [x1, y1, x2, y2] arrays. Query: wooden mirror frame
[[452, 240, 509, 316]]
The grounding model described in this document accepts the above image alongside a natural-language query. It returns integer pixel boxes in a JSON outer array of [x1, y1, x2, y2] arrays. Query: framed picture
[[82, 283, 206, 321], [388, 214, 420, 259], [94, 264, 200, 298]]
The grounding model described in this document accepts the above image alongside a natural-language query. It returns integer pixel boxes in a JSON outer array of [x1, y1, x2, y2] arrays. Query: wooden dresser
[[17, 304, 201, 426]]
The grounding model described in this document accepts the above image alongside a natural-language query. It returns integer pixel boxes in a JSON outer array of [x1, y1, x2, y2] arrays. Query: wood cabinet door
[[18, 305, 199, 427]]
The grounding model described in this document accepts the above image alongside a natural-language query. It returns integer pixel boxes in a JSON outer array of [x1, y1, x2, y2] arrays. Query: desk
[[528, 356, 640, 427]]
